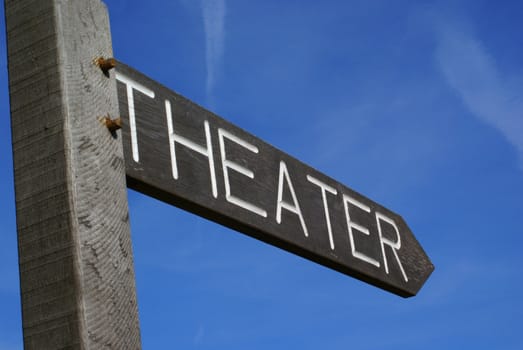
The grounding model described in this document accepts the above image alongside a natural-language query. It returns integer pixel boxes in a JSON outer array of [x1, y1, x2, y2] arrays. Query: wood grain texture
[[116, 62, 434, 298], [5, 0, 141, 348]]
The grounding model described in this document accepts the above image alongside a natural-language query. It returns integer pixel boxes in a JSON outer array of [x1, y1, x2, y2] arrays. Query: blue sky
[[1, 0, 523, 349]]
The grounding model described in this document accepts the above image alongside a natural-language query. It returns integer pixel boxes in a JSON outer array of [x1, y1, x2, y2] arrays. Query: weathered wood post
[[4, 0, 141, 348]]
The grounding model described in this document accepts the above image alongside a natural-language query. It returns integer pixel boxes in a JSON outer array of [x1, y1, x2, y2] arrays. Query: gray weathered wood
[[5, 0, 141, 348], [116, 62, 434, 298]]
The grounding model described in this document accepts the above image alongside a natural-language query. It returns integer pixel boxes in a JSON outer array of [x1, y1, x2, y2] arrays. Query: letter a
[[276, 161, 308, 237]]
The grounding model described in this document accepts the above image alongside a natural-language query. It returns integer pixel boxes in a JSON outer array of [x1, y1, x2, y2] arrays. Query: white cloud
[[201, 0, 226, 106], [193, 324, 205, 346], [436, 24, 523, 168]]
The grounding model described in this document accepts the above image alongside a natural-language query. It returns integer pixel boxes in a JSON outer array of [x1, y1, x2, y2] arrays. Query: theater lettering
[[115, 62, 433, 297]]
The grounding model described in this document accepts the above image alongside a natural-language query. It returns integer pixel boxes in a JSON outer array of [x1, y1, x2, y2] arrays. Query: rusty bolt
[[96, 57, 117, 74], [102, 116, 122, 132]]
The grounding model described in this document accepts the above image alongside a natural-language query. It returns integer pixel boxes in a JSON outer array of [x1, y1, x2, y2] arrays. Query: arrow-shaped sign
[[115, 61, 434, 297]]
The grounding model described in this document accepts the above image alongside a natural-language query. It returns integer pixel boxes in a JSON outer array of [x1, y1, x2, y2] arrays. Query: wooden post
[[4, 0, 141, 348]]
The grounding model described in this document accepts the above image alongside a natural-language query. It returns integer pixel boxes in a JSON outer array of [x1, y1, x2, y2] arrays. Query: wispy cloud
[[201, 0, 226, 107], [194, 324, 205, 346], [436, 23, 523, 168]]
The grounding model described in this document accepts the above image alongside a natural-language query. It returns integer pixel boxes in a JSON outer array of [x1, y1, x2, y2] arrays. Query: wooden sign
[[115, 62, 434, 297]]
